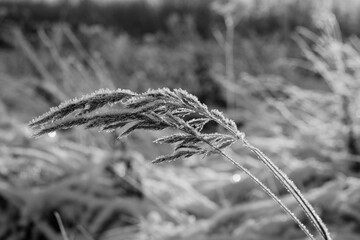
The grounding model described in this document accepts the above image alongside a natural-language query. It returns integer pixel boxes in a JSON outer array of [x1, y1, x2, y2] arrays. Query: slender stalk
[[242, 139, 331, 240], [200, 137, 316, 240], [54, 212, 70, 240]]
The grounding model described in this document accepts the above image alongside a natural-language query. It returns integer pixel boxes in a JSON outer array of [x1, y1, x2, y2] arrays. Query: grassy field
[[1, 1, 360, 240]]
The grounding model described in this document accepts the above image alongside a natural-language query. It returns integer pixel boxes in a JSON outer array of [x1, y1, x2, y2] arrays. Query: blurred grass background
[[1, 0, 360, 240]]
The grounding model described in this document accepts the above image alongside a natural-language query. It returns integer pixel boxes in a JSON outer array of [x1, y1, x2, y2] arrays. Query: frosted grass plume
[[29, 88, 331, 240]]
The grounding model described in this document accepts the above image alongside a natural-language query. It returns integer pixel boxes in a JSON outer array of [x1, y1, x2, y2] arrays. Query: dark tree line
[[0, 0, 213, 38], [2, 0, 359, 39]]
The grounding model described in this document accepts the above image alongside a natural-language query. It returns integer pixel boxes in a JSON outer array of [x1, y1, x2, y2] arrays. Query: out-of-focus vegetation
[[1, 0, 360, 240], [2, 0, 360, 37]]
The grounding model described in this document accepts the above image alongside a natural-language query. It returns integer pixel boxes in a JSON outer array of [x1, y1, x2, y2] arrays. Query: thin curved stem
[[242, 139, 331, 240], [200, 138, 316, 240]]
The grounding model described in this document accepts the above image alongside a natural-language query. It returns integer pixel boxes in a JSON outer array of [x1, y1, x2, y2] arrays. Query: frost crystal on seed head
[[29, 88, 241, 161]]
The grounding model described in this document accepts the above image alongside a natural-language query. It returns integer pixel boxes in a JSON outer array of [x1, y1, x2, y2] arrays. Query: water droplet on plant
[[232, 173, 241, 183]]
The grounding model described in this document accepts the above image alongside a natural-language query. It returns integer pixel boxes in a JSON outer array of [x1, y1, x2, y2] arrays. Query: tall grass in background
[[295, 10, 360, 169], [10, 24, 118, 148], [210, 3, 360, 167]]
